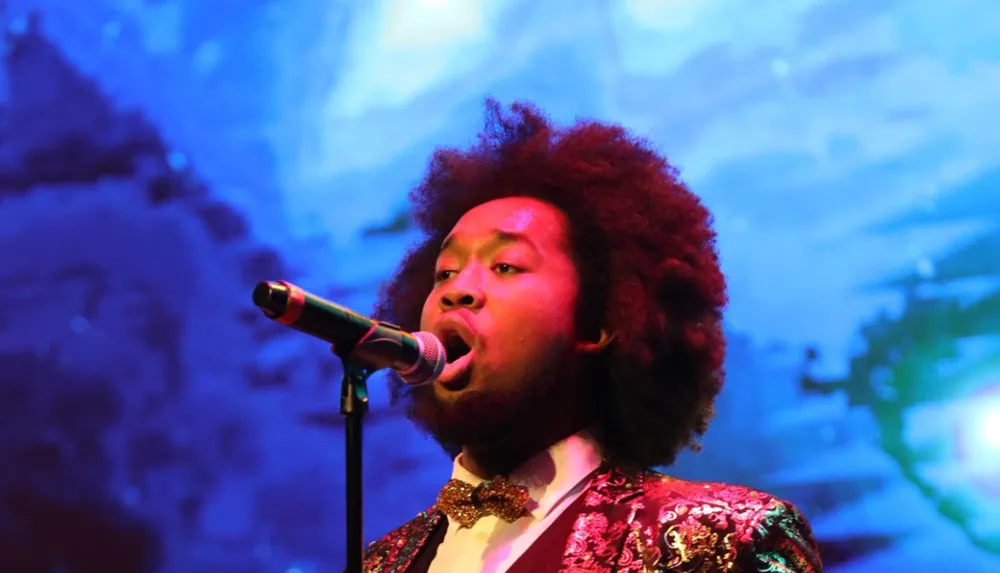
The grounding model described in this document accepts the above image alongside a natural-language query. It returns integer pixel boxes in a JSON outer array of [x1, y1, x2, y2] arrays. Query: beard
[[401, 353, 570, 452]]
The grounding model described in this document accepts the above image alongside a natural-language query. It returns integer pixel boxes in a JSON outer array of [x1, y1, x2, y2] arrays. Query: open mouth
[[443, 334, 472, 364]]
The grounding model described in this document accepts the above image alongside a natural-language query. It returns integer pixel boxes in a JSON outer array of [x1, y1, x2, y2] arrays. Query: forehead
[[445, 197, 570, 252]]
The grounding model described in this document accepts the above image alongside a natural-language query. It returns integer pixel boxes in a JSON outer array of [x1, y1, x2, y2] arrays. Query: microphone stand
[[332, 344, 372, 573]]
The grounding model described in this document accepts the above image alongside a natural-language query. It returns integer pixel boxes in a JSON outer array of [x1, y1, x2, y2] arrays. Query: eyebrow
[[439, 229, 538, 254]]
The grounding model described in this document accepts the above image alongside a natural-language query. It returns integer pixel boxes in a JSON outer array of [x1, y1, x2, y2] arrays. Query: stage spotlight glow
[[957, 387, 1000, 496], [973, 406, 1000, 451]]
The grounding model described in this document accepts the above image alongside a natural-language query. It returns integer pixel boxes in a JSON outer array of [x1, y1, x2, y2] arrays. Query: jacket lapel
[[363, 509, 445, 573], [557, 465, 646, 572]]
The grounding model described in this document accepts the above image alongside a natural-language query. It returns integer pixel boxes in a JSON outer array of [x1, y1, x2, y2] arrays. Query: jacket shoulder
[[640, 469, 790, 512], [634, 471, 824, 572]]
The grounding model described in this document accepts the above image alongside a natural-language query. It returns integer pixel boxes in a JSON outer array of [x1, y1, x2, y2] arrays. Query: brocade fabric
[[361, 464, 824, 572]]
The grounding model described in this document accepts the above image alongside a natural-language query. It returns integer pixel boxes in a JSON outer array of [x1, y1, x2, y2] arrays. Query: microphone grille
[[402, 331, 446, 386]]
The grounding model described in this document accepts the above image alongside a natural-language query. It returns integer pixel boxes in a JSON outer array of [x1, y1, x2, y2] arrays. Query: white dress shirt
[[427, 430, 603, 573]]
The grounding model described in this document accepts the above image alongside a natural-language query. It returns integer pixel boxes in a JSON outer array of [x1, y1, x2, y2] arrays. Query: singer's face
[[412, 196, 583, 446]]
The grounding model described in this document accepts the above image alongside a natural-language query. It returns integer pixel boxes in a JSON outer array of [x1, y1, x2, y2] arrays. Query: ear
[[575, 328, 616, 354]]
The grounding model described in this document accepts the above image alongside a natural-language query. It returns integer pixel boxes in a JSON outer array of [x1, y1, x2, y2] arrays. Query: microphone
[[252, 280, 445, 386]]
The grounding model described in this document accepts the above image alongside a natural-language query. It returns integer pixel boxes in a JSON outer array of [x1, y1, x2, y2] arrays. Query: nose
[[440, 272, 485, 311]]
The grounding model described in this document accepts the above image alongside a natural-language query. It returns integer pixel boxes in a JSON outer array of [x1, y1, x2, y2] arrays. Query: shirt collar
[[450, 429, 603, 520]]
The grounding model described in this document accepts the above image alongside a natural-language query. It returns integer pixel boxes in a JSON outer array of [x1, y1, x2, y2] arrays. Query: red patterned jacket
[[362, 464, 824, 572]]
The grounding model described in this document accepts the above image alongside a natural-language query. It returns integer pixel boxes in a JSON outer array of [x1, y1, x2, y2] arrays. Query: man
[[366, 100, 823, 572]]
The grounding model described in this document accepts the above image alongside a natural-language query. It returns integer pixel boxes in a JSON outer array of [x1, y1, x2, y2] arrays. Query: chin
[[407, 385, 523, 447], [434, 369, 476, 397], [405, 360, 566, 448]]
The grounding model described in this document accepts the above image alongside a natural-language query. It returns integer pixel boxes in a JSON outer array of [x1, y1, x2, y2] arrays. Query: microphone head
[[401, 331, 446, 386]]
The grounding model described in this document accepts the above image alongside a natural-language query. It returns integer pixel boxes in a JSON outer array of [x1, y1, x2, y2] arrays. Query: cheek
[[535, 276, 580, 332], [418, 293, 437, 331], [505, 292, 578, 339], [549, 298, 580, 337]]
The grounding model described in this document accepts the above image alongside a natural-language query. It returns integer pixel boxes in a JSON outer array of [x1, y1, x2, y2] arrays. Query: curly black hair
[[375, 99, 728, 469]]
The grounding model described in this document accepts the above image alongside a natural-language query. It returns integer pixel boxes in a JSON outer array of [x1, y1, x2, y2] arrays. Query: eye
[[435, 269, 456, 283], [493, 263, 520, 276]]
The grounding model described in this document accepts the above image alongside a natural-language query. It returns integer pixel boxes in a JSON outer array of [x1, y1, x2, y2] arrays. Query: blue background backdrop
[[1, 1, 998, 571]]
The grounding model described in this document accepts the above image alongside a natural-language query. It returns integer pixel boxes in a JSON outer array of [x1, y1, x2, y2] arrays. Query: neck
[[459, 417, 588, 479], [459, 365, 596, 479]]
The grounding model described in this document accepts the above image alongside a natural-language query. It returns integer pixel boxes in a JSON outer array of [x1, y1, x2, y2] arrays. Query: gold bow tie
[[435, 476, 531, 528]]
